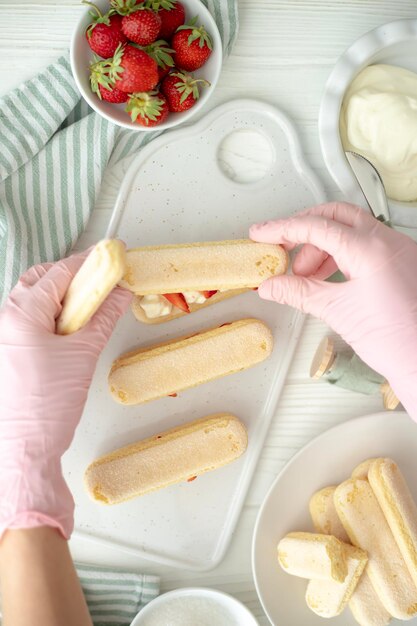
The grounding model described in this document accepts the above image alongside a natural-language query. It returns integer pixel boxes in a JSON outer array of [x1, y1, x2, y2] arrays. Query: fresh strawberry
[[121, 9, 161, 45], [159, 1, 185, 39], [163, 293, 190, 313], [158, 65, 171, 81], [84, 2, 127, 58], [143, 0, 185, 39], [126, 91, 169, 126], [200, 290, 217, 299], [89, 56, 116, 98], [110, 44, 159, 93], [172, 17, 212, 71], [141, 39, 175, 80], [98, 82, 129, 102], [161, 71, 209, 112], [110, 0, 143, 16]]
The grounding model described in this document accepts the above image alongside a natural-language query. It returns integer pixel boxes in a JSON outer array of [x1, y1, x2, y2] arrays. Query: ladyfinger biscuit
[[335, 478, 417, 620], [108, 318, 273, 405], [310, 485, 390, 625], [56, 239, 126, 335], [277, 532, 349, 582], [120, 239, 288, 294], [352, 459, 378, 480], [369, 458, 417, 589], [309, 486, 350, 542], [84, 413, 247, 504], [131, 289, 248, 324], [349, 575, 392, 626], [306, 544, 368, 618]]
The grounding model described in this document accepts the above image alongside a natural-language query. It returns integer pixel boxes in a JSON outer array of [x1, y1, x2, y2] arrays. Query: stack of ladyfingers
[[278, 458, 417, 624]]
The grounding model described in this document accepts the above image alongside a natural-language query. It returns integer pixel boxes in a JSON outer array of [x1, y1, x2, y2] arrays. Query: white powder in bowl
[[141, 596, 242, 626]]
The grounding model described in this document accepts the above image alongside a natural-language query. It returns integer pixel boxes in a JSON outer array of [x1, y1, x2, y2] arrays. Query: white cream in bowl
[[340, 64, 417, 202]]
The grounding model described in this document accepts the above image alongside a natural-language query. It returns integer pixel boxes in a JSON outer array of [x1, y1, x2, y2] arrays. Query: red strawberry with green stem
[[98, 82, 129, 103], [144, 0, 185, 40], [89, 45, 158, 95], [126, 91, 169, 126], [139, 39, 175, 81], [110, 0, 143, 16], [84, 1, 127, 58], [161, 71, 209, 112], [157, 65, 171, 82], [121, 8, 161, 45], [89, 56, 120, 99], [113, 44, 159, 92], [172, 16, 212, 71]]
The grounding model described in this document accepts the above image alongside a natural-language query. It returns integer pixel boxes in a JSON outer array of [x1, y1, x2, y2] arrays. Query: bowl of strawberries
[[70, 0, 222, 130]]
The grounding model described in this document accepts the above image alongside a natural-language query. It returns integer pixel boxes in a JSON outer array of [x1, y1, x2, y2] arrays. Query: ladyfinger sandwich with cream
[[120, 239, 288, 323], [85, 413, 247, 504], [108, 318, 273, 405]]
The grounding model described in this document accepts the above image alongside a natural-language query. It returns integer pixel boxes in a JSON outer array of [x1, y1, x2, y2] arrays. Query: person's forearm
[[0, 527, 92, 626]]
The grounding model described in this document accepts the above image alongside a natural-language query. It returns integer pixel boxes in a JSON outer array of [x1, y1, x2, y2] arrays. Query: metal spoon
[[345, 151, 391, 226]]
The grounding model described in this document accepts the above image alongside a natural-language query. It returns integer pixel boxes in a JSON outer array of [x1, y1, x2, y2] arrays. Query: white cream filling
[[140, 295, 172, 319], [183, 291, 207, 305]]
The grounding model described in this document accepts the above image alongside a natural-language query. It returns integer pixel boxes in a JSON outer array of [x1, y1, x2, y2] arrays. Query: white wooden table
[[1, 1, 416, 623]]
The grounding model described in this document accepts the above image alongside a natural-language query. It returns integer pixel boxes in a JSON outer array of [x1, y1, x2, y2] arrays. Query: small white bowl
[[131, 587, 259, 626], [319, 18, 417, 228], [70, 0, 222, 131]]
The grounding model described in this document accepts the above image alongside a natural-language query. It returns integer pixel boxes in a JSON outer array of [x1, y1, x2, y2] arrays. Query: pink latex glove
[[250, 202, 417, 420], [0, 252, 132, 540]]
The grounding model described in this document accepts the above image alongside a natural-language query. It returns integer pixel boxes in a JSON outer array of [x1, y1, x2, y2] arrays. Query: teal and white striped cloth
[[0, 0, 238, 303], [76, 562, 159, 626]]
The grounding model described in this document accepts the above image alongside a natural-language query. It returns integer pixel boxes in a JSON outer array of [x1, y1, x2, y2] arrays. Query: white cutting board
[[63, 99, 325, 571]]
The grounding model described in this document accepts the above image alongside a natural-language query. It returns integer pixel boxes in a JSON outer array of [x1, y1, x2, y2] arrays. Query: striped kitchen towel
[[76, 562, 159, 626], [0, 0, 238, 303]]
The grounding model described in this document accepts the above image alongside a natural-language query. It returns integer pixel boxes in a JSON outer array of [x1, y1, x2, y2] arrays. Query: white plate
[[63, 99, 325, 571], [252, 411, 417, 626], [319, 19, 417, 229]]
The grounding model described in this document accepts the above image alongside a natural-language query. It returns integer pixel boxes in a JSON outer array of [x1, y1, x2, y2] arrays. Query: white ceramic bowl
[[319, 18, 417, 228], [131, 588, 259, 625], [70, 0, 222, 131]]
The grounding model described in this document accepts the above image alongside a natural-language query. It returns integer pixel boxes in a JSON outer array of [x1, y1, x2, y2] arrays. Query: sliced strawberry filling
[[200, 290, 217, 298], [162, 292, 190, 313], [162, 290, 218, 313]]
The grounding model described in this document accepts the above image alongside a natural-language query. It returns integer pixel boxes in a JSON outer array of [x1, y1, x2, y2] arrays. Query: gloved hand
[[0, 252, 132, 540], [250, 202, 417, 419]]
